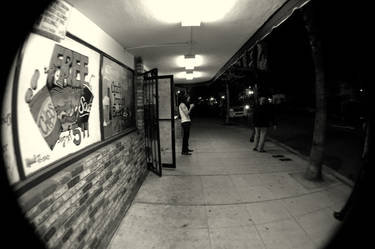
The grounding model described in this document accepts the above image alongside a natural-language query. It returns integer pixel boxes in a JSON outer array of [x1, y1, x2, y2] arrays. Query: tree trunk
[[225, 82, 230, 124], [253, 83, 259, 106], [302, 4, 327, 181]]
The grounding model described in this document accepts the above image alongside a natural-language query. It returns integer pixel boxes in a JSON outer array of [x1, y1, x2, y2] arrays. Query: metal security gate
[[157, 75, 176, 168], [143, 69, 162, 176]]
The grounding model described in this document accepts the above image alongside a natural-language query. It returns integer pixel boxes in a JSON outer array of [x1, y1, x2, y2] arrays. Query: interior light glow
[[185, 69, 194, 80], [175, 71, 204, 80], [181, 19, 201, 27], [181, 1, 201, 26], [176, 55, 203, 68], [141, 0, 237, 24], [184, 54, 196, 70]]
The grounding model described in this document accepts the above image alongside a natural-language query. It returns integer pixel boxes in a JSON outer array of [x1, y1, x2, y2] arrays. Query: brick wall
[[17, 133, 147, 249], [16, 58, 148, 249]]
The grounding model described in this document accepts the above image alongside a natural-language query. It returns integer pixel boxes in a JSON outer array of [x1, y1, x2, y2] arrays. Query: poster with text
[[16, 33, 101, 176], [33, 0, 72, 42], [101, 56, 135, 139]]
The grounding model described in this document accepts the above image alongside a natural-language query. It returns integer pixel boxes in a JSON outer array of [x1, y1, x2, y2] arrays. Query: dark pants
[[181, 121, 191, 152], [248, 113, 255, 141], [339, 165, 366, 217]]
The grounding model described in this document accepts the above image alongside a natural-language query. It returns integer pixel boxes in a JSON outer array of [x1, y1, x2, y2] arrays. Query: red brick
[[71, 164, 83, 177], [43, 226, 56, 242], [79, 193, 89, 206], [67, 176, 80, 189], [62, 228, 73, 242], [82, 182, 92, 193]]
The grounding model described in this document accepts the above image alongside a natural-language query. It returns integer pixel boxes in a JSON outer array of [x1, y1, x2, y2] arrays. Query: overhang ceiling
[[68, 0, 288, 84]]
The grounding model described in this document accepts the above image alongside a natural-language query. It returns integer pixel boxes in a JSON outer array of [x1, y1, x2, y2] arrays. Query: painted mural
[[17, 33, 100, 176], [102, 56, 135, 138], [1, 58, 20, 184]]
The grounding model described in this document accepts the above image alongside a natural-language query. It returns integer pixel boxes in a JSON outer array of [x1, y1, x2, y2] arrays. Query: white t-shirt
[[179, 103, 191, 123]]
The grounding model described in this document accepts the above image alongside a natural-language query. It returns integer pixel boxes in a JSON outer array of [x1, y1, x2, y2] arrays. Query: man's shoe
[[188, 149, 194, 152], [181, 152, 192, 155], [253, 148, 258, 151], [250, 139, 254, 142], [333, 211, 345, 221], [259, 149, 266, 153]]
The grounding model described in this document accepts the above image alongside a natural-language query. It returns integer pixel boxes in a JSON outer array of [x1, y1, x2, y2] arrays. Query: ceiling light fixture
[[184, 54, 196, 70], [186, 70, 194, 80], [142, 0, 237, 24], [181, 20, 201, 27]]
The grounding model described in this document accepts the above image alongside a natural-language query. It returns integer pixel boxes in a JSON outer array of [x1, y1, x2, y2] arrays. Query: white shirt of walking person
[[179, 99, 194, 123]]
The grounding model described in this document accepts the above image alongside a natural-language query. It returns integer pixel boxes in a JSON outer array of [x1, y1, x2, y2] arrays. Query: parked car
[[229, 106, 246, 118]]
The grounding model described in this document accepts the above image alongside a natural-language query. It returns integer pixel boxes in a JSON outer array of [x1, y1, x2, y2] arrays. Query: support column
[[135, 57, 144, 133]]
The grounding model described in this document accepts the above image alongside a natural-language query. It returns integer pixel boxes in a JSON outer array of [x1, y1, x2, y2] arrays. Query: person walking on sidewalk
[[252, 96, 276, 152], [333, 118, 371, 221], [179, 93, 195, 155], [247, 100, 256, 142]]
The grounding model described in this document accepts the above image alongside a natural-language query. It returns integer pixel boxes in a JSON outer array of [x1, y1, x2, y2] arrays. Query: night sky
[[191, 0, 371, 110]]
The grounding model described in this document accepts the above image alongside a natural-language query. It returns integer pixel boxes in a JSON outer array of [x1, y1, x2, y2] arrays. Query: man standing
[[252, 97, 276, 152], [179, 93, 194, 155]]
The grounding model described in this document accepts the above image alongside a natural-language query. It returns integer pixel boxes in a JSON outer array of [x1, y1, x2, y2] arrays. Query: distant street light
[[221, 96, 225, 99]]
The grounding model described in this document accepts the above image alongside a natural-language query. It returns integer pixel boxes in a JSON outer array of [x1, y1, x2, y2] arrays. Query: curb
[[268, 137, 354, 187]]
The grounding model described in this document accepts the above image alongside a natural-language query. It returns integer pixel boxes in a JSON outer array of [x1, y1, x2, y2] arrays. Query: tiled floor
[[108, 118, 351, 249]]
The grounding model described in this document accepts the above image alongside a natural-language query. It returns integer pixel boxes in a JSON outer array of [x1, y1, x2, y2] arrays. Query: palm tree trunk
[[302, 4, 326, 181]]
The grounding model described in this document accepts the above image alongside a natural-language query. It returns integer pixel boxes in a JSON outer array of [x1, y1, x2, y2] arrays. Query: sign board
[[33, 0, 72, 42], [16, 33, 101, 176], [101, 56, 135, 139]]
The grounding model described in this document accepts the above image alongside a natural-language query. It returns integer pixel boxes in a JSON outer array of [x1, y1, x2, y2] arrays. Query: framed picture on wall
[[101, 56, 135, 139], [15, 32, 101, 177]]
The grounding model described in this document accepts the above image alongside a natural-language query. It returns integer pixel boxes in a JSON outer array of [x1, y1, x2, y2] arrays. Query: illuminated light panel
[[176, 55, 203, 68], [175, 71, 205, 80], [184, 54, 196, 70], [181, 19, 201, 26], [141, 0, 237, 24], [186, 70, 194, 80]]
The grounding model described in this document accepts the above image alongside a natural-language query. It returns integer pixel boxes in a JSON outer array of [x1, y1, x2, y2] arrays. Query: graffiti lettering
[[37, 99, 58, 137], [56, 127, 90, 147], [57, 132, 72, 147], [73, 128, 81, 145], [78, 96, 92, 116], [47, 45, 89, 89], [111, 83, 121, 95], [25, 154, 50, 168]]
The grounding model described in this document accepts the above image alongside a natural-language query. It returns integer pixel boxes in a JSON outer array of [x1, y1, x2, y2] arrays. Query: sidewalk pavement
[[108, 118, 351, 249]]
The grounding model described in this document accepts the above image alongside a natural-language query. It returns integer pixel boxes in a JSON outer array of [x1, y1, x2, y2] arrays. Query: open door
[[157, 75, 176, 168], [143, 69, 162, 176]]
